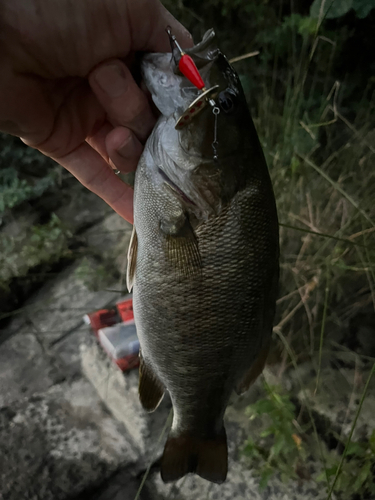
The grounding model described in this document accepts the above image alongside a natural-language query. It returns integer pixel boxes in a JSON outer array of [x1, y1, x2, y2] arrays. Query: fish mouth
[[158, 168, 197, 207]]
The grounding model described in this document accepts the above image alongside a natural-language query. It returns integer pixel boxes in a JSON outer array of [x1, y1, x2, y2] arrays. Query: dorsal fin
[[126, 226, 138, 292]]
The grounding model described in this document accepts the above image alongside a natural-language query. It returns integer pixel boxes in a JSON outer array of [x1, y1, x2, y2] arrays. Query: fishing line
[[211, 105, 220, 163], [133, 409, 173, 500]]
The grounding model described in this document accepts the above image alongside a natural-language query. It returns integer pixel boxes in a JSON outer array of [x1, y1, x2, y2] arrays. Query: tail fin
[[161, 428, 228, 484]]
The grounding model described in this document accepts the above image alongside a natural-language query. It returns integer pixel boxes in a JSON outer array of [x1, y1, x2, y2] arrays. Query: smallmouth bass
[[127, 29, 279, 484]]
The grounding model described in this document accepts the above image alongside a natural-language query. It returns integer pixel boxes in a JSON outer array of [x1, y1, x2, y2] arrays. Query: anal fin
[[139, 353, 165, 412]]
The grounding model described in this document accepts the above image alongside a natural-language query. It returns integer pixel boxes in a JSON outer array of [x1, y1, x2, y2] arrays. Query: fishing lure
[[166, 27, 221, 162]]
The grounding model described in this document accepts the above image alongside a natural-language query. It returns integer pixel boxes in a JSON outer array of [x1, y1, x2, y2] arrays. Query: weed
[[242, 382, 309, 489], [320, 434, 375, 499]]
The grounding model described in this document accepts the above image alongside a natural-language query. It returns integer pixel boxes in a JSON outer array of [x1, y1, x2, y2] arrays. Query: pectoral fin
[[138, 353, 165, 412], [160, 216, 202, 281], [235, 341, 270, 395], [126, 226, 137, 292]]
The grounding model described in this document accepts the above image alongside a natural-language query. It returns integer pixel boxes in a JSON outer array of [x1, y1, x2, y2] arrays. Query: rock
[[81, 330, 172, 460], [149, 460, 328, 500], [0, 325, 61, 407], [0, 256, 125, 405], [0, 379, 139, 500], [49, 324, 87, 379]]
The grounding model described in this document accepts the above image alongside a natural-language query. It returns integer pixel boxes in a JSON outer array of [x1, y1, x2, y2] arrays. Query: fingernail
[[117, 135, 139, 159], [94, 63, 127, 98]]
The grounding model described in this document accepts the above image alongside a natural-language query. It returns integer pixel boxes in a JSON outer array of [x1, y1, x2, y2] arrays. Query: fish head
[[141, 29, 259, 217], [142, 29, 249, 154]]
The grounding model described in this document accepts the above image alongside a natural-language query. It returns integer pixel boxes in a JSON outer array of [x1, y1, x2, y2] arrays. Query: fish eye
[[159, 74, 168, 86], [218, 90, 236, 114]]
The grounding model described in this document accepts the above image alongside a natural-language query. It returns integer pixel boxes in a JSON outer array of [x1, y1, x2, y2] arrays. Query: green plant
[[22, 213, 71, 266], [242, 382, 309, 489], [0, 166, 57, 214], [318, 433, 375, 499]]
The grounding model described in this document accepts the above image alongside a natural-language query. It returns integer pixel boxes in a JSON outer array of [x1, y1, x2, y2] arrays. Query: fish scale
[[128, 29, 279, 484]]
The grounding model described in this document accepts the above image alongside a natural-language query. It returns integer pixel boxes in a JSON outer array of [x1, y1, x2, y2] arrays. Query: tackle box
[[83, 296, 140, 372]]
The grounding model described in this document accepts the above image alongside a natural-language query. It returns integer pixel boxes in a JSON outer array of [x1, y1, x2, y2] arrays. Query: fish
[[127, 29, 279, 484]]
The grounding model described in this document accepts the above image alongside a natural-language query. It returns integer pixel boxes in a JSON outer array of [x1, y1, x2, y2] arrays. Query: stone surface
[[0, 208, 145, 500], [0, 379, 139, 500], [0, 257, 124, 405], [150, 461, 327, 500], [0, 325, 61, 407], [50, 324, 87, 379]]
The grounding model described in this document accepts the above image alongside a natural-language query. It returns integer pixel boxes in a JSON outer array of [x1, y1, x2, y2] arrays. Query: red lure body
[[178, 54, 205, 90]]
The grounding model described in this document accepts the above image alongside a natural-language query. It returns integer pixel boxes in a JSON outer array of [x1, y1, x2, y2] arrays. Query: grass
[[326, 361, 375, 500], [239, 5, 375, 499]]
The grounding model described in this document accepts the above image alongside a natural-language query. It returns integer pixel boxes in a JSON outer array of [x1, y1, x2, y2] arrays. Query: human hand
[[0, 0, 192, 222]]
